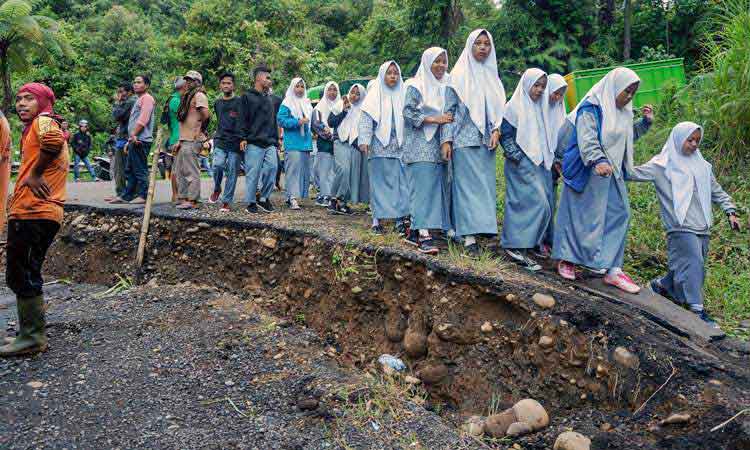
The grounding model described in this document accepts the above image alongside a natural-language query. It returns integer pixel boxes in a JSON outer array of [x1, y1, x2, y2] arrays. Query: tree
[[623, 0, 633, 59], [0, 0, 71, 111]]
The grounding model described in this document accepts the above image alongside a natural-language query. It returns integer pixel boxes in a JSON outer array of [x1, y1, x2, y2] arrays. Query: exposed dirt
[[4, 207, 750, 449]]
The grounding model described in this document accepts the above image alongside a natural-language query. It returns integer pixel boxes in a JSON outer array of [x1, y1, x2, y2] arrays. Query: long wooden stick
[[135, 127, 164, 270]]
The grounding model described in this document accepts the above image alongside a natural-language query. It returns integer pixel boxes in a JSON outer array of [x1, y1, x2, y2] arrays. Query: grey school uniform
[[440, 86, 498, 237], [500, 119, 555, 249], [630, 162, 736, 306], [358, 112, 409, 220], [328, 109, 369, 204], [552, 111, 651, 269], [403, 86, 450, 230]]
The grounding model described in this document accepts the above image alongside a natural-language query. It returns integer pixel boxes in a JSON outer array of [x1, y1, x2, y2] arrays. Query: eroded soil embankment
[[40, 208, 750, 449]]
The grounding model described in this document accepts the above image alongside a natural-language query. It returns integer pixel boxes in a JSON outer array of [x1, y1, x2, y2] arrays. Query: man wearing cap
[[71, 119, 98, 182], [109, 81, 136, 200], [165, 77, 186, 202], [1, 82, 68, 356], [174, 70, 210, 209], [111, 74, 156, 204]]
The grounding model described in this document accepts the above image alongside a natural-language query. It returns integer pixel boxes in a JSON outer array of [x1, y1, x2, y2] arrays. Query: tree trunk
[[599, 0, 615, 28], [0, 46, 10, 114], [623, 0, 633, 60]]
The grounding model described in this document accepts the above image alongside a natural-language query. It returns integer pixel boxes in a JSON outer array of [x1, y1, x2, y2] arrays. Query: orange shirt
[[9, 115, 69, 223]]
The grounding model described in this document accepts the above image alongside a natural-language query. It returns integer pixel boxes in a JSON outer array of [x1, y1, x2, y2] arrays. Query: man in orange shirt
[[1, 83, 68, 357]]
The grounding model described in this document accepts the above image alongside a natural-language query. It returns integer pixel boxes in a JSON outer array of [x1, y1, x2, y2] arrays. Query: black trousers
[[6, 219, 60, 298]]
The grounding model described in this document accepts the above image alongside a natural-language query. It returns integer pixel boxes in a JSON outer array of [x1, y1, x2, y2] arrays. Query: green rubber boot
[[0, 295, 48, 357]]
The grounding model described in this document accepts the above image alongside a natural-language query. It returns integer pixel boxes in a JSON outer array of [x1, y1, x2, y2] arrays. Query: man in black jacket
[[238, 65, 280, 214], [109, 82, 136, 197], [71, 120, 98, 182]]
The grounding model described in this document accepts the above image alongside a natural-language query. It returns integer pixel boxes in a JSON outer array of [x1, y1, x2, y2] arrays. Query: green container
[[564, 58, 686, 110], [308, 78, 371, 104]]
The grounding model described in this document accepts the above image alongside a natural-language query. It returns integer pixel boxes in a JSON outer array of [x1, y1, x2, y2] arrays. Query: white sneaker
[[289, 198, 301, 210]]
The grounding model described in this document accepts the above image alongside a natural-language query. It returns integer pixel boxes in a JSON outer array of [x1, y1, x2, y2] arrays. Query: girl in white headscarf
[[328, 83, 369, 214], [358, 60, 410, 234], [499, 68, 555, 271], [629, 122, 739, 328], [277, 77, 313, 210], [441, 29, 506, 257], [402, 47, 453, 254], [312, 81, 341, 206], [552, 67, 654, 293]]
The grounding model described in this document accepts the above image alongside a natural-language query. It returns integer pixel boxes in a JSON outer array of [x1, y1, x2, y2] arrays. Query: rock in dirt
[[554, 431, 591, 450], [261, 237, 278, 249], [350, 286, 363, 294], [416, 362, 448, 384], [512, 399, 549, 431], [506, 421, 533, 437], [660, 413, 691, 425], [462, 416, 485, 437], [297, 397, 319, 411], [384, 308, 407, 342], [26, 381, 45, 389], [485, 411, 515, 438], [481, 322, 493, 333], [71, 215, 86, 226], [404, 375, 421, 385], [532, 293, 555, 309], [613, 347, 639, 370], [539, 335, 555, 349]]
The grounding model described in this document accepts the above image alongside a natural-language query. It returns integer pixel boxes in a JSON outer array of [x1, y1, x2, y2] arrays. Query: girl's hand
[[594, 162, 613, 176], [358, 144, 369, 154], [552, 161, 562, 177], [489, 129, 501, 150], [729, 213, 742, 231], [641, 104, 654, 123], [298, 117, 310, 126], [342, 96, 351, 110], [441, 142, 452, 161]]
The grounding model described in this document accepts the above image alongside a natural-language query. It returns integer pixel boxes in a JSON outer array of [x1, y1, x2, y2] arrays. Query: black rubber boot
[[0, 295, 48, 357]]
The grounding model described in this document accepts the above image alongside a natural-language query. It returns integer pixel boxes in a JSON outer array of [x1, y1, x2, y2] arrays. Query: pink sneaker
[[604, 270, 641, 294], [557, 261, 576, 280]]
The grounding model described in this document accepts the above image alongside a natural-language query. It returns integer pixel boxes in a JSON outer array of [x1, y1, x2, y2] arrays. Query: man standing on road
[[174, 70, 210, 210], [111, 74, 155, 205], [71, 120, 98, 182], [109, 82, 136, 200], [165, 77, 186, 202], [1, 83, 68, 357], [238, 66, 279, 214], [209, 72, 243, 212]]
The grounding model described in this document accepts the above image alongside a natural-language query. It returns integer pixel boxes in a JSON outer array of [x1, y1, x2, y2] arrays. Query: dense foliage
[[1, 0, 722, 142]]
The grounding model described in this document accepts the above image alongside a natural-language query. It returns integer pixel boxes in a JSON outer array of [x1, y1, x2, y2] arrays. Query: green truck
[[564, 58, 686, 110]]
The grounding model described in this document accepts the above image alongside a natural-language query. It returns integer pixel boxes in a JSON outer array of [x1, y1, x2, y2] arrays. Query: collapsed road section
[[3, 206, 750, 449]]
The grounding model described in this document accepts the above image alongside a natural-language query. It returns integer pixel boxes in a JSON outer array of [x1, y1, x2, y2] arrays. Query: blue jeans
[[73, 154, 96, 181], [200, 155, 213, 177], [122, 141, 151, 200], [212, 147, 242, 204], [244, 144, 278, 204]]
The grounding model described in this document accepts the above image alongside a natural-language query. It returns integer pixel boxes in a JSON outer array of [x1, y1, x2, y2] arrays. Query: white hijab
[[651, 121, 712, 226], [546, 74, 568, 154], [361, 60, 405, 147], [404, 47, 450, 141], [335, 83, 367, 145], [313, 81, 341, 125], [503, 68, 554, 169], [282, 77, 313, 134], [569, 67, 641, 177], [449, 29, 506, 134]]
